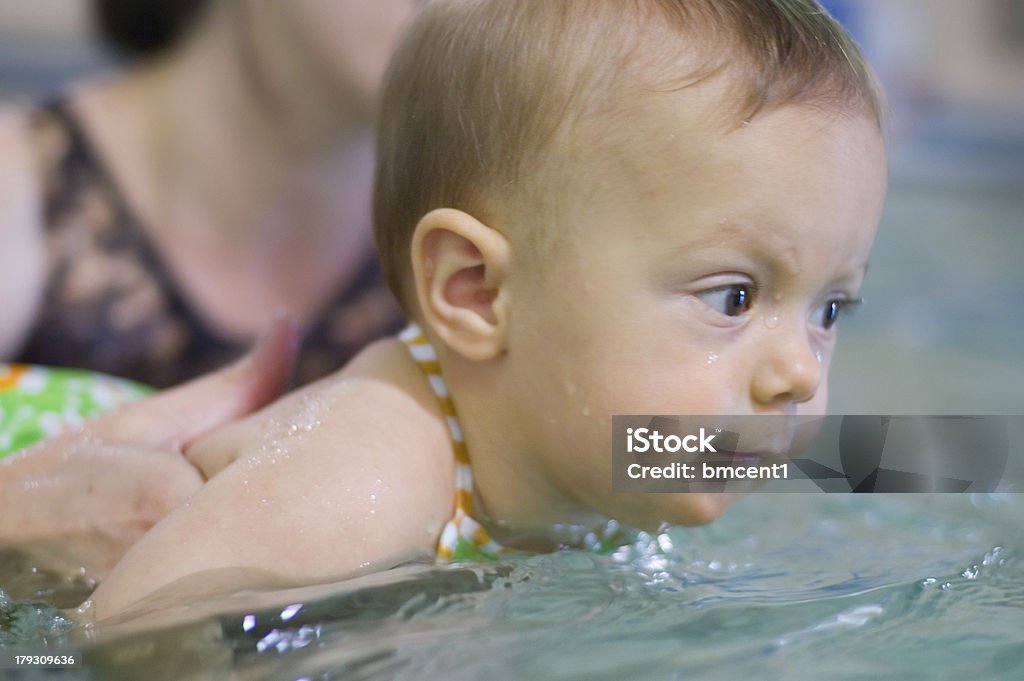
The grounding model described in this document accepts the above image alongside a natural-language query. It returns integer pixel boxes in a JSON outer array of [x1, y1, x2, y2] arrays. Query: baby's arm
[[88, 340, 456, 621]]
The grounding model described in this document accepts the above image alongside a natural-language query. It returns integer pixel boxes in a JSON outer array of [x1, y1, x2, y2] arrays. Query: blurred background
[[820, 0, 1024, 414], [0, 0, 110, 99], [1, 0, 1021, 413]]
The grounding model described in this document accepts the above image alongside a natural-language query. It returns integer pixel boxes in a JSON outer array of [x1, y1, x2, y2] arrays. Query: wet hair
[[93, 0, 210, 57], [373, 0, 886, 308]]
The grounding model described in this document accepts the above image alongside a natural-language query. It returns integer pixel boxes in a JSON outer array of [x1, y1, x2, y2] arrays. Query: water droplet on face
[[815, 351, 823, 365], [763, 313, 780, 329], [705, 353, 719, 366]]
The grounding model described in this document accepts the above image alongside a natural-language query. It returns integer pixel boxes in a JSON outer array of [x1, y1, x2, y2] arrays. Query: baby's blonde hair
[[373, 0, 885, 308]]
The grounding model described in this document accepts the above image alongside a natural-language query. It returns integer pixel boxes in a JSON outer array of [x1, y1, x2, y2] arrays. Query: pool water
[[2, 492, 1021, 680]]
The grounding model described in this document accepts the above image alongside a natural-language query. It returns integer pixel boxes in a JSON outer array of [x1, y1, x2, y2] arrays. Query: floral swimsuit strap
[[398, 324, 505, 561]]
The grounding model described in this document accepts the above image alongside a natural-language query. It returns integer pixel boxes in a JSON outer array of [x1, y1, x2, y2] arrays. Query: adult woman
[[0, 0, 416, 387], [0, 0, 417, 579]]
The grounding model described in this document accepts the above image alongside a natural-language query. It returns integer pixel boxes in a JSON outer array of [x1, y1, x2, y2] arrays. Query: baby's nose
[[750, 322, 823, 407]]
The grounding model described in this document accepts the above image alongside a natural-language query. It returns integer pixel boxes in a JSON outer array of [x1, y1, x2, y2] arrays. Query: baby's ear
[[411, 208, 510, 361]]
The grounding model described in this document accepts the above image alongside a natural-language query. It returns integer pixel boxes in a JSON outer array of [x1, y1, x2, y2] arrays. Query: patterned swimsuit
[[17, 100, 402, 388], [398, 324, 506, 562]]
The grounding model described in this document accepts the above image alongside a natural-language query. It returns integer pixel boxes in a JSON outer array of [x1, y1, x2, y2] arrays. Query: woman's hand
[[0, 317, 298, 581]]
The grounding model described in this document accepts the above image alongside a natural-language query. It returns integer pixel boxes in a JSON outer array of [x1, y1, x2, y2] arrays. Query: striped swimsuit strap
[[398, 324, 504, 561]]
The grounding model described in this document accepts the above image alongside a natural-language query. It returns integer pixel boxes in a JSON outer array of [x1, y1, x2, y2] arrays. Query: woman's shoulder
[[0, 100, 74, 179], [0, 104, 47, 359], [0, 100, 83, 221], [0, 103, 40, 178]]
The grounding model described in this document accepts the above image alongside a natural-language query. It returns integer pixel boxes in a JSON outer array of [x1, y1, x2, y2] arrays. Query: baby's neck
[[443, 361, 600, 533]]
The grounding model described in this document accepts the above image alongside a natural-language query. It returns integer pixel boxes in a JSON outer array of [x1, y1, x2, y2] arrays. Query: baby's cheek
[[803, 365, 830, 416], [597, 368, 718, 416], [667, 492, 737, 526], [621, 491, 739, 530]]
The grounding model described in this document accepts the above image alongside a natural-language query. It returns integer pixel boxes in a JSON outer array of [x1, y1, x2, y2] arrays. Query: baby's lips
[[749, 416, 809, 454]]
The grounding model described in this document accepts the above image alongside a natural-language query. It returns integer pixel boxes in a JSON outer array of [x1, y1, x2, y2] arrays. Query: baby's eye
[[696, 285, 754, 317], [817, 298, 862, 330]]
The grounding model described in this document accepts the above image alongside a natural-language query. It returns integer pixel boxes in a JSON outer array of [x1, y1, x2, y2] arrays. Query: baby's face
[[503, 100, 887, 529]]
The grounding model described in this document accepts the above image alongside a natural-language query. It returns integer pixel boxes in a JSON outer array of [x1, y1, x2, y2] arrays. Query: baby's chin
[[662, 491, 745, 527], [608, 490, 747, 531]]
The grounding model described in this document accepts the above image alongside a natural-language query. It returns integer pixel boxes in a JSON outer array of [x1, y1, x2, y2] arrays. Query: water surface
[[2, 493, 1021, 680]]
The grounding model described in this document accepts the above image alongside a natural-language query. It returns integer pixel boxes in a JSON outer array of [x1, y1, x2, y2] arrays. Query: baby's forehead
[[545, 91, 825, 208], [522, 37, 880, 217], [529, 103, 885, 253]]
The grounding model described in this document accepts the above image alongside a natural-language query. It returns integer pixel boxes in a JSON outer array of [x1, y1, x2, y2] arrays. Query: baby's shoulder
[[334, 336, 456, 491], [267, 337, 456, 499], [190, 336, 456, 506], [338, 336, 453, 443]]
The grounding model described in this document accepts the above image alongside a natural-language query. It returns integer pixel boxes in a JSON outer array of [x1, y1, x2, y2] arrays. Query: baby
[[89, 0, 888, 619]]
